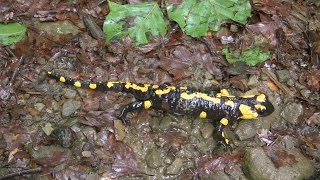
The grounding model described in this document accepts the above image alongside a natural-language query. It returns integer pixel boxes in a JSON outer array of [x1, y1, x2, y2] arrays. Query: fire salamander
[[47, 71, 274, 145]]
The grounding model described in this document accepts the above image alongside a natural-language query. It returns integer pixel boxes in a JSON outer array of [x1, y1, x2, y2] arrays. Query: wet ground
[[0, 0, 320, 179]]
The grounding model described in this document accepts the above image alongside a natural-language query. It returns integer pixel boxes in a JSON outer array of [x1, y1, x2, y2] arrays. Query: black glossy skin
[[48, 71, 275, 145]]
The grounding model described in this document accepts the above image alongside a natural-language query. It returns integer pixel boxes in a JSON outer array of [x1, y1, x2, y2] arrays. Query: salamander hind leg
[[117, 100, 153, 126]]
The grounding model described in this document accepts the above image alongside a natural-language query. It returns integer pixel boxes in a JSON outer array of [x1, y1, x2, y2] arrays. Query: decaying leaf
[[196, 151, 242, 174], [108, 136, 141, 178], [265, 146, 297, 168]]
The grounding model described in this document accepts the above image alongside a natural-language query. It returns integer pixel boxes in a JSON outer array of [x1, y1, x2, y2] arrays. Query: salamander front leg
[[118, 100, 153, 126], [216, 118, 231, 146]]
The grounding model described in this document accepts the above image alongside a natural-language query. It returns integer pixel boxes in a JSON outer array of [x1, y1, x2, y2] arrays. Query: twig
[[1, 48, 24, 101], [0, 167, 42, 180], [261, 68, 295, 97], [9, 56, 24, 86]]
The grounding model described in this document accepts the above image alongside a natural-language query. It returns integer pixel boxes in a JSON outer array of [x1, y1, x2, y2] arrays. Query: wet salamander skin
[[48, 71, 274, 145]]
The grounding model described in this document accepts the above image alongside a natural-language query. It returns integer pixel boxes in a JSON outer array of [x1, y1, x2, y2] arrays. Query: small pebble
[[64, 89, 77, 99], [62, 100, 81, 117], [34, 103, 45, 112]]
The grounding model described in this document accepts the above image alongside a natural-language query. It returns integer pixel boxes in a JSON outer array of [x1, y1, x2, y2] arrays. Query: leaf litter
[[0, 0, 319, 179]]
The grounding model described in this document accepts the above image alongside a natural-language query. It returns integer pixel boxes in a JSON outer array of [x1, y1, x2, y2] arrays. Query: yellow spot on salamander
[[107, 81, 119, 88], [144, 100, 152, 109], [256, 94, 266, 102], [180, 92, 221, 104], [48, 71, 52, 75], [239, 104, 258, 119], [224, 100, 234, 107], [155, 86, 176, 95], [125, 82, 150, 92], [255, 104, 266, 110], [220, 118, 229, 126], [60, 76, 66, 83], [152, 85, 159, 89], [221, 89, 230, 96], [179, 86, 188, 90], [74, 81, 81, 88], [199, 111, 207, 119], [217, 89, 235, 98], [89, 83, 97, 89], [241, 95, 255, 98]]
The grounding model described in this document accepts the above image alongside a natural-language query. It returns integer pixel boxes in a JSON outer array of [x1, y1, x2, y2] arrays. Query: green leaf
[[0, 23, 27, 45], [103, 1, 168, 45], [223, 47, 270, 66], [167, 0, 251, 37]]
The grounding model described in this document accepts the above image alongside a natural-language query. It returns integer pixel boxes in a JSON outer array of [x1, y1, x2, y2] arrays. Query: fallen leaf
[[8, 148, 20, 163], [229, 76, 247, 92], [306, 69, 320, 91], [196, 151, 242, 174], [265, 146, 297, 168], [267, 79, 279, 91], [108, 136, 141, 178]]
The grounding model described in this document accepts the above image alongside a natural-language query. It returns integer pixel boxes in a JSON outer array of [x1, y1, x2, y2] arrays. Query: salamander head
[[238, 94, 274, 119]]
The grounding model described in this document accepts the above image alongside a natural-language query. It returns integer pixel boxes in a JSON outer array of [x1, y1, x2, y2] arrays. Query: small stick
[[9, 56, 24, 86], [261, 68, 295, 97], [0, 167, 42, 180]]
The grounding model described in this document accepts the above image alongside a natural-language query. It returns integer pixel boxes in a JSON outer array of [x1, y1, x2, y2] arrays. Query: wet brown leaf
[[33, 150, 70, 167], [305, 112, 320, 126], [82, 95, 101, 112], [306, 69, 320, 91], [265, 146, 297, 168], [301, 131, 320, 161], [301, 130, 320, 150], [196, 151, 242, 174], [229, 76, 247, 91], [246, 22, 279, 47], [1, 126, 32, 150], [159, 46, 194, 81], [158, 130, 188, 148], [253, 0, 292, 17], [108, 135, 141, 178]]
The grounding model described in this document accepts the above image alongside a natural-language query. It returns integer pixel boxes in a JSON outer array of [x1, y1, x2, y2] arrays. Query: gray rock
[[165, 158, 183, 175], [245, 147, 277, 180], [245, 147, 315, 180], [145, 148, 162, 169], [63, 88, 77, 99], [200, 122, 214, 139], [280, 103, 303, 124], [247, 75, 260, 87], [37, 57, 46, 65], [159, 116, 176, 130], [276, 70, 291, 83], [300, 89, 312, 98], [34, 102, 45, 112], [62, 100, 81, 117], [235, 121, 256, 141], [277, 149, 314, 180]]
